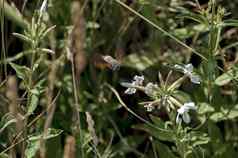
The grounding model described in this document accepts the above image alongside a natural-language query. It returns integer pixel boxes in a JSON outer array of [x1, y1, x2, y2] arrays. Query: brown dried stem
[[63, 136, 76, 158], [6, 76, 23, 158]]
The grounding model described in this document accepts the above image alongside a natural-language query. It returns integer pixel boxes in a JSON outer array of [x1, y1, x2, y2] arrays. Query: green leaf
[[172, 91, 191, 103], [122, 53, 160, 71], [210, 104, 238, 122], [215, 67, 238, 86], [9, 63, 31, 81], [0, 118, 17, 134], [28, 128, 63, 141], [150, 115, 170, 129], [39, 25, 56, 40], [190, 131, 210, 147], [0, 153, 8, 158], [222, 19, 238, 27], [215, 72, 232, 86], [133, 116, 175, 142], [27, 80, 45, 115], [12, 33, 31, 43], [113, 135, 146, 155], [27, 93, 39, 115], [25, 128, 63, 158], [39, 48, 55, 55], [25, 140, 40, 158], [138, 0, 150, 5], [173, 24, 208, 39], [178, 9, 208, 25], [154, 140, 177, 158], [0, 0, 28, 28], [198, 103, 215, 114]]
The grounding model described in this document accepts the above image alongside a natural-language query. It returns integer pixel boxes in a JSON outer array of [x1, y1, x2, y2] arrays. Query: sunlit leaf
[[198, 103, 215, 114], [27, 80, 45, 115], [210, 104, 238, 121], [25, 128, 63, 158], [122, 53, 159, 71], [9, 63, 31, 81]]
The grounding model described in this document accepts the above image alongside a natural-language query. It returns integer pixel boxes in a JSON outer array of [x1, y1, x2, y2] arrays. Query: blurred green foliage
[[1, 0, 238, 158]]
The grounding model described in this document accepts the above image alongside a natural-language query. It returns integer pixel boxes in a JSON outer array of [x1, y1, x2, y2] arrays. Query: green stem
[[71, 59, 84, 158]]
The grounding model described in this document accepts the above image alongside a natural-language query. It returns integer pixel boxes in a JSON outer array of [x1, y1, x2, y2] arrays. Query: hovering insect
[[93, 45, 124, 71], [102, 55, 121, 71]]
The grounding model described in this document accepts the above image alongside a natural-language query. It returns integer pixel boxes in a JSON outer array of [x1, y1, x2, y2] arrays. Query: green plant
[[1, 0, 238, 158]]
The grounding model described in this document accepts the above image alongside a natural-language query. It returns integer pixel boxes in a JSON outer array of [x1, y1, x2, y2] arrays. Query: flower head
[[121, 75, 144, 95], [144, 82, 158, 96], [174, 64, 200, 84], [176, 102, 197, 124]]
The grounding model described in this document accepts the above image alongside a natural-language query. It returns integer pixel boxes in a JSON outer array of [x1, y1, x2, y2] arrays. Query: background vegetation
[[1, 0, 238, 157]]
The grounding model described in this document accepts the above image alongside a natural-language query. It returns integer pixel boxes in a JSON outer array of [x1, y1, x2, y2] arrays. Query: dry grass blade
[[70, 1, 87, 77], [86, 112, 98, 146], [6, 76, 24, 158]]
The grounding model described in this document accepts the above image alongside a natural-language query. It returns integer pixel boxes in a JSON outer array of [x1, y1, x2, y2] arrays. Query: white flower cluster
[[121, 75, 144, 95], [120, 75, 198, 124], [174, 64, 200, 84]]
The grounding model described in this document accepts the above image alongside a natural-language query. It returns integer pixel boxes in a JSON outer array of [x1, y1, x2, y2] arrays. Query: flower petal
[[190, 74, 200, 84], [134, 75, 144, 85], [174, 64, 184, 70], [182, 112, 191, 124], [120, 82, 133, 88], [185, 64, 193, 73], [125, 88, 136, 94], [177, 106, 185, 114], [184, 102, 197, 110]]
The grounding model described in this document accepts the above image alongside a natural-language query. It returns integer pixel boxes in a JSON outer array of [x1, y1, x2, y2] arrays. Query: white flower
[[144, 103, 154, 112], [176, 102, 197, 124], [124, 86, 137, 94], [144, 82, 158, 96], [174, 64, 200, 84], [133, 75, 144, 85], [121, 75, 144, 95]]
